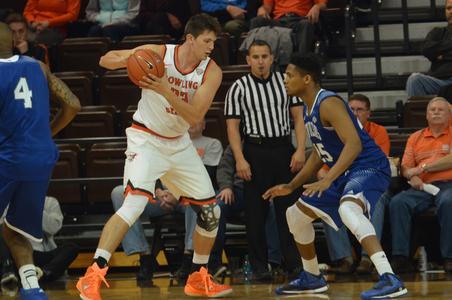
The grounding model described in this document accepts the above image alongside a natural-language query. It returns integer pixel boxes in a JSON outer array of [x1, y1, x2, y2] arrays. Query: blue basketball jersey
[[304, 89, 389, 174], [0, 55, 58, 180]]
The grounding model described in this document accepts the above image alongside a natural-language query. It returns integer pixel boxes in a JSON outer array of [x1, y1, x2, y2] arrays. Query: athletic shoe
[[173, 253, 192, 280], [356, 256, 374, 274], [328, 256, 355, 274], [1, 271, 18, 296], [184, 267, 233, 297], [360, 272, 408, 300], [18, 288, 48, 300], [76, 263, 109, 300], [209, 265, 228, 279], [136, 255, 156, 281], [275, 271, 328, 295], [35, 267, 44, 280]]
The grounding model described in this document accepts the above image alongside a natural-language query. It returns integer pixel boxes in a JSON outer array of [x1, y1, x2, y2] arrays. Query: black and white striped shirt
[[224, 72, 303, 138]]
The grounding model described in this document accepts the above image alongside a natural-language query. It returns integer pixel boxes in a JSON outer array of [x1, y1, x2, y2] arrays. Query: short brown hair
[[184, 13, 221, 38], [349, 93, 371, 110], [248, 40, 272, 55], [4, 13, 27, 25]]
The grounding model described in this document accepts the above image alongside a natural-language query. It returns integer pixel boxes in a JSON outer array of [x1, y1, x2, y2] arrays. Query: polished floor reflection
[[2, 271, 452, 299]]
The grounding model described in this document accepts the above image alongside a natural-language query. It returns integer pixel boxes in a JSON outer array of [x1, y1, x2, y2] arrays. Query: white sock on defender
[[302, 256, 321, 276], [19, 264, 40, 289], [370, 251, 394, 275]]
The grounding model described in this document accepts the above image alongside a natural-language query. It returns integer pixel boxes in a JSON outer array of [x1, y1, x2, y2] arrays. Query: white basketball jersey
[[133, 44, 212, 137]]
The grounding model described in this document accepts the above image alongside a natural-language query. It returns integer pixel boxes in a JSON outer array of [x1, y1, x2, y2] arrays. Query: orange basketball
[[127, 49, 165, 86]]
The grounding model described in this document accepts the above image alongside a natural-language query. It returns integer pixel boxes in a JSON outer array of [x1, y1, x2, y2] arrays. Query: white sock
[[94, 248, 112, 262], [18, 264, 39, 289], [302, 256, 320, 276], [370, 251, 394, 275], [192, 252, 210, 265]]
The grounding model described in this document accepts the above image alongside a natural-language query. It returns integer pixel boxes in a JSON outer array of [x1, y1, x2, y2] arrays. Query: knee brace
[[286, 203, 315, 245], [191, 203, 220, 238], [116, 194, 148, 226], [338, 201, 375, 242]]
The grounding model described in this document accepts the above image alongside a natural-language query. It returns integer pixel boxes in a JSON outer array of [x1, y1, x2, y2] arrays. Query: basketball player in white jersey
[[76, 14, 232, 299]]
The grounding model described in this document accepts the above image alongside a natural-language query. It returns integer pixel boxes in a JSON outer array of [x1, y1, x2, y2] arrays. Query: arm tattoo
[[48, 73, 80, 109]]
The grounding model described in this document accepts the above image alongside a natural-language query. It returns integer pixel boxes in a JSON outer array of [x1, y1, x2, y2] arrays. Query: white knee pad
[[338, 201, 375, 242], [116, 194, 149, 226], [286, 204, 315, 245]]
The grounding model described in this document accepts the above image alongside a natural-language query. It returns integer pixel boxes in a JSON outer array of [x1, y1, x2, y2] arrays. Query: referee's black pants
[[243, 139, 302, 274]]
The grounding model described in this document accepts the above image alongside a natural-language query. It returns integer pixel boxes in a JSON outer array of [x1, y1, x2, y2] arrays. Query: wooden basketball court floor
[[2, 271, 452, 299]]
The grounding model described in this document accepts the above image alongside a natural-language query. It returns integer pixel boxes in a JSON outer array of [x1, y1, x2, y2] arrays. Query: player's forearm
[[162, 90, 206, 125], [99, 50, 130, 70], [289, 152, 323, 190], [324, 143, 361, 183]]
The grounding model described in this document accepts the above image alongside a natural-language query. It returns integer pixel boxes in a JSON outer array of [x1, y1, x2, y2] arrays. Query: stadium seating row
[[54, 103, 228, 147], [54, 64, 250, 108]]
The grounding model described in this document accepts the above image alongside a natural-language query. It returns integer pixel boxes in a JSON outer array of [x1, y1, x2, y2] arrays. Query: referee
[[225, 40, 305, 278]]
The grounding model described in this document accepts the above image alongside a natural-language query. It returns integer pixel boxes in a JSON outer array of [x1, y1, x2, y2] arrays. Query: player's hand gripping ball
[[127, 49, 165, 86]]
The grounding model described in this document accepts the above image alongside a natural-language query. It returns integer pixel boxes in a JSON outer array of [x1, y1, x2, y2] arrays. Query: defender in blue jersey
[[0, 23, 80, 300], [263, 54, 407, 300]]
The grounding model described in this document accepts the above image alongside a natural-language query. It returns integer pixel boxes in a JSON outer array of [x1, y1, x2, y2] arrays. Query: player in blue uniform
[[263, 53, 407, 300], [0, 23, 80, 300]]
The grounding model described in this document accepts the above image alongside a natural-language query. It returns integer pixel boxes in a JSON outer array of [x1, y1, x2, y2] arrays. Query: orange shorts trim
[[124, 181, 157, 204], [180, 196, 217, 206], [131, 121, 182, 140]]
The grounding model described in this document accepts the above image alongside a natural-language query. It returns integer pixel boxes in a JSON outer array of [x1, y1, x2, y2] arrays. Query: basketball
[[127, 49, 165, 86]]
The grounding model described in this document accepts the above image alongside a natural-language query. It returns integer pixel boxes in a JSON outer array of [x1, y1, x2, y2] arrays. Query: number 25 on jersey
[[14, 77, 33, 109], [314, 143, 333, 163]]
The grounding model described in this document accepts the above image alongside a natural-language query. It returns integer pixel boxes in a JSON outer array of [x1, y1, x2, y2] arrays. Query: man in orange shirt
[[321, 94, 391, 274], [250, 0, 327, 55], [23, 0, 80, 45], [390, 97, 452, 273]]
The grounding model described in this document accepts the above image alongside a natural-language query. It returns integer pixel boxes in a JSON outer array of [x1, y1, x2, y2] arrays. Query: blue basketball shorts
[[299, 168, 390, 230], [0, 175, 51, 242]]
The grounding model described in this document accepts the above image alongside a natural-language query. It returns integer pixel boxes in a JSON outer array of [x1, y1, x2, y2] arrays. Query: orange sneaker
[[184, 267, 233, 297], [76, 263, 110, 300]]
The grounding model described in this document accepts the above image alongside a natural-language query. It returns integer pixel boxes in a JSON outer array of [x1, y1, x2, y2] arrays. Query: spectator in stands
[[0, 197, 79, 294], [111, 183, 187, 281], [200, 0, 249, 39], [135, 0, 191, 39], [5, 13, 48, 65], [319, 93, 391, 274], [390, 97, 452, 273], [23, 0, 81, 46], [249, 0, 327, 55], [225, 40, 305, 280], [208, 145, 281, 278], [406, 0, 452, 97], [85, 0, 141, 43]]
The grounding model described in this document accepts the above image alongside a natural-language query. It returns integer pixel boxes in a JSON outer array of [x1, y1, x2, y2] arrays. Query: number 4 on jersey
[[14, 77, 33, 108]]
